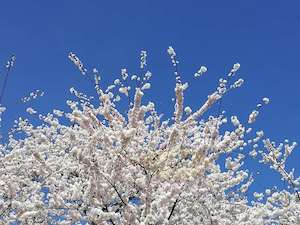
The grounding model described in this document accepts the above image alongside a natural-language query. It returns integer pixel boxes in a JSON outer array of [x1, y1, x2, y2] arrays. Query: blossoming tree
[[0, 48, 299, 225]]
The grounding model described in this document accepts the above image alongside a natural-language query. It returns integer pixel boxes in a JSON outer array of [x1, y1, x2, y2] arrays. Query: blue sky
[[0, 1, 300, 195]]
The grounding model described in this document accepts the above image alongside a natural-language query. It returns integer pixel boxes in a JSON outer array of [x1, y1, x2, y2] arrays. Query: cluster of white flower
[[217, 78, 228, 95], [248, 97, 270, 124], [230, 63, 241, 75], [26, 107, 37, 115], [70, 87, 93, 102], [248, 110, 259, 124], [53, 109, 64, 117], [230, 78, 244, 89], [21, 89, 44, 103], [0, 106, 6, 129], [121, 68, 128, 80], [5, 54, 16, 69], [167, 46, 181, 84], [167, 46, 177, 65], [194, 66, 207, 77], [144, 71, 152, 80], [140, 50, 147, 69], [68, 52, 87, 75], [0, 48, 299, 225]]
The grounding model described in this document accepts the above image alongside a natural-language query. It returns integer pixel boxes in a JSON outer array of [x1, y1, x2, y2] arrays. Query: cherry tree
[[0, 48, 299, 225]]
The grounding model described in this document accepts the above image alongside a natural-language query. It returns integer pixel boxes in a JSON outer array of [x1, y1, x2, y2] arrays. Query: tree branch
[[167, 198, 179, 220]]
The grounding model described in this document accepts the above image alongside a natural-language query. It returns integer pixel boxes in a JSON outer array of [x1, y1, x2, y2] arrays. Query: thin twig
[[167, 198, 179, 220], [0, 54, 15, 105]]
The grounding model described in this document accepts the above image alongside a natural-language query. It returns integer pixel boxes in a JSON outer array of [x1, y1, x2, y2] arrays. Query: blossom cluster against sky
[[0, 0, 300, 194]]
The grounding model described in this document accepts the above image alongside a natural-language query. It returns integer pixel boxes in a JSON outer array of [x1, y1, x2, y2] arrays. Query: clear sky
[[0, 0, 300, 195]]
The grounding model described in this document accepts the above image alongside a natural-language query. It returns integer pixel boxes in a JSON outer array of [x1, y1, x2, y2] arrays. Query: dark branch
[[168, 198, 179, 220]]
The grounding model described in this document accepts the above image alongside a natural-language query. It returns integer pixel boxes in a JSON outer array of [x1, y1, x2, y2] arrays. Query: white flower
[[114, 79, 121, 85], [265, 189, 271, 195], [119, 87, 129, 96], [0, 107, 6, 113], [253, 192, 264, 201], [184, 106, 192, 115], [194, 66, 208, 77], [140, 50, 147, 69], [141, 83, 151, 90], [167, 46, 176, 56], [232, 63, 240, 72], [248, 110, 259, 124], [231, 116, 240, 126], [131, 75, 138, 80], [26, 107, 37, 115], [231, 79, 244, 88], [262, 97, 270, 104]]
